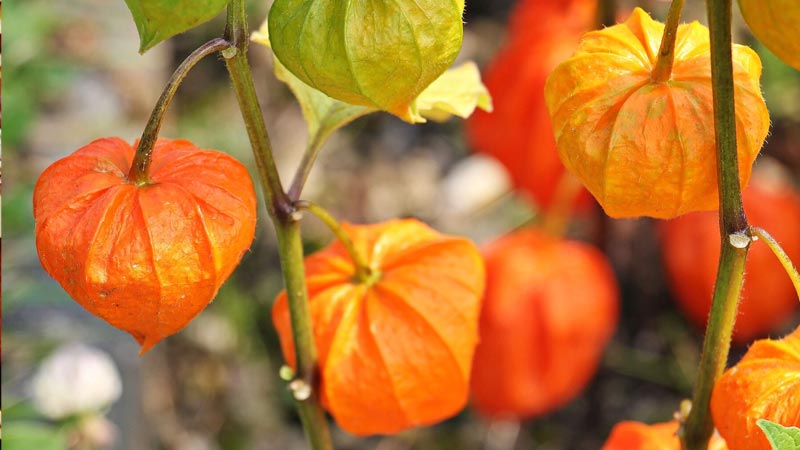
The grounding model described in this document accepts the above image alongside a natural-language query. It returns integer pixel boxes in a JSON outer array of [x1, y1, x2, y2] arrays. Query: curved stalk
[[222, 1, 333, 449], [680, 0, 750, 448], [294, 200, 374, 283], [652, 0, 685, 83], [750, 226, 800, 298], [129, 38, 232, 185], [288, 130, 327, 201]]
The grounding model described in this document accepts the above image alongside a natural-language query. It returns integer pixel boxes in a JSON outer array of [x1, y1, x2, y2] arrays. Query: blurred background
[[3, 0, 800, 449]]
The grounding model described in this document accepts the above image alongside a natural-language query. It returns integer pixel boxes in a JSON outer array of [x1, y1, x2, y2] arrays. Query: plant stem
[[223, 0, 290, 219], [128, 38, 232, 185], [652, 0, 685, 83], [681, 0, 750, 448], [681, 245, 747, 450], [222, 1, 333, 449], [288, 130, 327, 200], [596, 0, 618, 27], [294, 200, 374, 283], [274, 218, 335, 450], [750, 226, 800, 298]]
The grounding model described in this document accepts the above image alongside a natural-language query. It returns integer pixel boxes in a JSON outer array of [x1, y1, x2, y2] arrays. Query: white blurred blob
[[30, 344, 122, 420], [441, 154, 511, 216]]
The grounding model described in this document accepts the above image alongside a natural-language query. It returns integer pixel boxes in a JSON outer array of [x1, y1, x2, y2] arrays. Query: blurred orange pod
[[544, 7, 769, 219], [33, 138, 257, 353], [272, 219, 485, 435], [466, 0, 596, 211], [470, 228, 618, 419], [711, 326, 800, 450], [659, 171, 800, 344], [601, 420, 728, 450], [738, 0, 800, 70]]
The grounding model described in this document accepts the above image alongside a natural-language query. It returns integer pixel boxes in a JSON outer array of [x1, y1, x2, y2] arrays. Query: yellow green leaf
[[410, 62, 493, 123], [758, 420, 800, 450]]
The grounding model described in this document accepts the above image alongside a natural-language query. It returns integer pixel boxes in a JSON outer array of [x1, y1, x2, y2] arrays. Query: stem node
[[222, 46, 238, 59], [289, 379, 313, 401], [728, 232, 751, 249]]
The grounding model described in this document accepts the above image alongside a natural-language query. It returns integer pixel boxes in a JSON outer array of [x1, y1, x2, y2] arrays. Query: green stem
[[222, 0, 290, 219], [222, 1, 333, 449], [128, 38, 232, 185], [681, 0, 750, 448], [288, 130, 327, 200], [750, 226, 800, 298], [294, 200, 374, 283], [681, 245, 748, 450], [274, 218, 335, 450], [652, 0, 685, 83]]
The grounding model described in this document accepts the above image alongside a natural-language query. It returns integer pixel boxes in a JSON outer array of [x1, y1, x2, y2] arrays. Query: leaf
[[124, 0, 230, 53], [3, 422, 67, 450], [251, 21, 374, 145], [267, 0, 464, 121], [758, 420, 800, 450], [409, 61, 493, 123]]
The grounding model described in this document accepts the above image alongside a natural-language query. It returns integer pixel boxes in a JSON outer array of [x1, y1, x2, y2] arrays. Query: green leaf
[[267, 0, 464, 122], [124, 0, 230, 53], [251, 21, 374, 145], [758, 419, 800, 450], [3, 422, 68, 450], [409, 61, 493, 123]]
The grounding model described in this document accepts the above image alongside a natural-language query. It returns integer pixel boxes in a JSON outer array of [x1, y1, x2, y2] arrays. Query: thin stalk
[[222, 0, 290, 219], [294, 200, 374, 283], [128, 38, 231, 185], [288, 130, 327, 200], [652, 0, 685, 83], [681, 0, 750, 448], [706, 0, 748, 234], [750, 226, 800, 298], [596, 0, 618, 28], [222, 1, 333, 449]]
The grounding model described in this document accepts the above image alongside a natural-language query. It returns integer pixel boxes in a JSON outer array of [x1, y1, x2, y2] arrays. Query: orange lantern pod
[[601, 421, 728, 450], [34, 137, 257, 353], [659, 173, 800, 343], [272, 219, 485, 436], [711, 326, 800, 450], [470, 228, 618, 419], [544, 7, 769, 219], [466, 0, 596, 210], [738, 0, 800, 70]]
